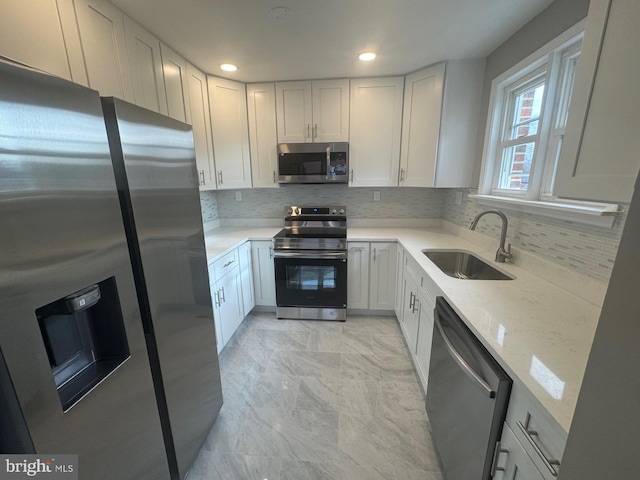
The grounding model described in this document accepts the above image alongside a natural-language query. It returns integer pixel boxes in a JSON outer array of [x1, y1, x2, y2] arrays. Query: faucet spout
[[469, 210, 512, 263]]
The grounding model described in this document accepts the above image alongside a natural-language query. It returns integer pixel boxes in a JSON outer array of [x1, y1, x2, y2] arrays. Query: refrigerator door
[[0, 61, 170, 478], [102, 97, 223, 479]]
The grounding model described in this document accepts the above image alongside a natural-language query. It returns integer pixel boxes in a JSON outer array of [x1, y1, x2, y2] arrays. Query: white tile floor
[[187, 313, 444, 480]]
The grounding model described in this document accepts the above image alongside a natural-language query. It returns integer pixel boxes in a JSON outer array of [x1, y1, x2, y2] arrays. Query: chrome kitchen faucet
[[470, 210, 513, 263]]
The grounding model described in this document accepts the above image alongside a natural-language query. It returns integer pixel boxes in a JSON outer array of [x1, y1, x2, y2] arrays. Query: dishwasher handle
[[434, 313, 496, 398]]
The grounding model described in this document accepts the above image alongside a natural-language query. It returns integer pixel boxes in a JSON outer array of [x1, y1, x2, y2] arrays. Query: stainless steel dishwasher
[[426, 297, 512, 480]]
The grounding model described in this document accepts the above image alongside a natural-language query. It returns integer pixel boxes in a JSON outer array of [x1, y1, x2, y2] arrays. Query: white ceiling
[[110, 0, 555, 83]]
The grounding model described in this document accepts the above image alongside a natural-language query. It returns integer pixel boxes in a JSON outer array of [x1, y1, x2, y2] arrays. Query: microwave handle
[[326, 145, 331, 180]]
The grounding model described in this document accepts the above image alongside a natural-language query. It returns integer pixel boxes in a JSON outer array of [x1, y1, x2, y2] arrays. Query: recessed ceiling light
[[220, 63, 238, 72], [358, 52, 377, 62]]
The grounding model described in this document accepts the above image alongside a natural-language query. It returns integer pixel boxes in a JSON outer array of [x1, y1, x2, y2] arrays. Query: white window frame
[[475, 19, 621, 227]]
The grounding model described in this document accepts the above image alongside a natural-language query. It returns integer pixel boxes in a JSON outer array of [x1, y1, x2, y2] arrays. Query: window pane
[[498, 142, 535, 191], [509, 84, 545, 139]]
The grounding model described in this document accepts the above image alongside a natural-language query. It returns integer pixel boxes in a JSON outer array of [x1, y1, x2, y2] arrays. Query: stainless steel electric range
[[273, 206, 347, 321]]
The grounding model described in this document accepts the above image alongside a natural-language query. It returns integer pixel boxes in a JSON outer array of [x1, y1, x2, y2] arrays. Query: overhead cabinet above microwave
[[275, 79, 349, 143]]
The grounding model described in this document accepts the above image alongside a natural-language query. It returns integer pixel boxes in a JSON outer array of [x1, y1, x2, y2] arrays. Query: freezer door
[[102, 97, 223, 479], [0, 61, 170, 479]]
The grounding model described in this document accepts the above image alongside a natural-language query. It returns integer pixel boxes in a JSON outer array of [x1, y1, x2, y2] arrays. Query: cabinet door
[[186, 63, 216, 190], [251, 241, 276, 306], [247, 83, 279, 188], [160, 44, 191, 123], [217, 268, 244, 348], [123, 17, 168, 115], [312, 79, 349, 142], [349, 77, 404, 186], [400, 261, 420, 353], [347, 242, 370, 309], [276, 81, 313, 143], [399, 63, 445, 187], [394, 246, 405, 318], [208, 76, 252, 189], [238, 242, 255, 315], [415, 289, 435, 390], [493, 425, 546, 480], [555, 0, 640, 203], [369, 242, 397, 310], [74, 0, 134, 100], [0, 0, 85, 83]]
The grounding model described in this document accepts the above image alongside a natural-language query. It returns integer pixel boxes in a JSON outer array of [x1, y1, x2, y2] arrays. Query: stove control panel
[[285, 206, 346, 217]]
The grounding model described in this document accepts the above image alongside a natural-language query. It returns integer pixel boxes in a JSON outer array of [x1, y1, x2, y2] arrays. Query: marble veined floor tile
[[219, 346, 274, 374], [187, 453, 282, 480], [371, 334, 409, 356], [338, 414, 439, 472], [244, 328, 311, 351], [223, 372, 300, 410], [279, 459, 340, 480], [394, 468, 444, 480], [340, 354, 382, 381], [378, 381, 428, 421], [375, 354, 419, 383], [267, 350, 341, 379], [338, 380, 382, 416], [201, 403, 245, 455], [245, 314, 290, 331], [287, 319, 346, 333], [307, 331, 374, 354], [234, 408, 340, 463], [224, 322, 253, 348], [295, 377, 341, 413], [344, 316, 403, 336]]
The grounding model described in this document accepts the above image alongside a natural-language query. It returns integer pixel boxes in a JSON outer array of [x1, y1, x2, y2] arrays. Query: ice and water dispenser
[[36, 277, 130, 411]]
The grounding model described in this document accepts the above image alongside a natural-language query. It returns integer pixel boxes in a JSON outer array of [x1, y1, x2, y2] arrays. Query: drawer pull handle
[[516, 420, 561, 476], [219, 286, 226, 303], [213, 290, 220, 307], [223, 259, 235, 268], [490, 441, 508, 476], [409, 291, 415, 309]]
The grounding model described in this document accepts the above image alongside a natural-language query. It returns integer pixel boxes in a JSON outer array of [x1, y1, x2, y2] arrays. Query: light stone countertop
[[204, 225, 601, 434]]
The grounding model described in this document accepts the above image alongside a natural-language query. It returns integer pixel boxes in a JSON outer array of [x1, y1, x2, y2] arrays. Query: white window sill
[[468, 194, 622, 228]]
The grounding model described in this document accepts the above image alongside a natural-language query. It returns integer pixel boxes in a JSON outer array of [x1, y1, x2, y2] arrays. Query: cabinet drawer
[[506, 385, 567, 479], [419, 271, 440, 303], [212, 249, 239, 283]]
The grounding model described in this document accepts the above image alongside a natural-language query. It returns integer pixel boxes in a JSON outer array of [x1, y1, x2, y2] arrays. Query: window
[[480, 25, 585, 202]]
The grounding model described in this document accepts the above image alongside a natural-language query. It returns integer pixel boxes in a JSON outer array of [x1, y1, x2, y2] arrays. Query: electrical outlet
[[455, 191, 463, 205], [373, 191, 381, 202], [235, 191, 242, 202]]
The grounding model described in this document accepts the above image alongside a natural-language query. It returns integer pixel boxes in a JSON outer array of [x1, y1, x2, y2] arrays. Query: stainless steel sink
[[422, 249, 514, 280]]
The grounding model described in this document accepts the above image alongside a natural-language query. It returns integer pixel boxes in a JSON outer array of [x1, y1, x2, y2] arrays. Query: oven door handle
[[273, 250, 347, 260]]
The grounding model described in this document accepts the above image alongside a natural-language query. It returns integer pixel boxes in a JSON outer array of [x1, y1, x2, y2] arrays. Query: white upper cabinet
[[349, 77, 404, 186], [400, 60, 484, 188], [74, 0, 134, 100], [186, 63, 216, 190], [555, 0, 640, 203], [160, 44, 191, 123], [0, 0, 86, 84], [276, 79, 349, 143], [312, 80, 350, 142], [123, 17, 168, 115], [247, 83, 279, 188], [207, 76, 252, 189]]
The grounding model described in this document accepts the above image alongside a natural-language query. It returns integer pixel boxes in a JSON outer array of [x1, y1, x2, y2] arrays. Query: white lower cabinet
[[238, 241, 255, 315], [414, 287, 435, 389], [251, 241, 276, 307], [400, 256, 420, 351], [493, 424, 545, 480], [394, 246, 405, 318], [347, 242, 370, 309], [211, 265, 243, 353], [347, 242, 396, 310]]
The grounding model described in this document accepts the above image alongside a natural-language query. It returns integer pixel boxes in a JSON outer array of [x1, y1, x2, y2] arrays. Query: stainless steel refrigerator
[[0, 60, 222, 479], [101, 96, 223, 479]]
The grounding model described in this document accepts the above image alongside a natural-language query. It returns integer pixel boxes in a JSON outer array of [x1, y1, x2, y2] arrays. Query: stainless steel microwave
[[278, 142, 349, 184]]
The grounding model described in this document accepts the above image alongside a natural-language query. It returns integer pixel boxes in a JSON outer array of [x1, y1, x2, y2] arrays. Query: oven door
[[274, 251, 347, 308]]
